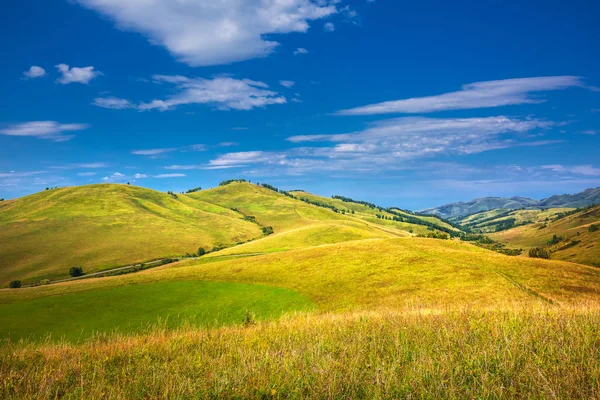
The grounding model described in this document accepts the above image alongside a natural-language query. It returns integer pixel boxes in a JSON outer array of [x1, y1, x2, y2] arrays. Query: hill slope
[[457, 208, 574, 233], [0, 184, 267, 285], [490, 205, 600, 266]]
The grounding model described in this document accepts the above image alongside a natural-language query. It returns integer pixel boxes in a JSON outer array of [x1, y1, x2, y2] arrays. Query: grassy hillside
[[458, 207, 574, 233], [289, 190, 460, 235], [0, 184, 267, 286], [3, 237, 600, 342], [490, 205, 600, 266]]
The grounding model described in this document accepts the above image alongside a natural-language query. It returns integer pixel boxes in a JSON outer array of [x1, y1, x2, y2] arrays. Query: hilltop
[[420, 186, 600, 219]]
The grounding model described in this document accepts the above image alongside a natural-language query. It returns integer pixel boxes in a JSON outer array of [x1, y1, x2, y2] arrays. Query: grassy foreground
[[0, 281, 313, 343], [1, 307, 599, 399]]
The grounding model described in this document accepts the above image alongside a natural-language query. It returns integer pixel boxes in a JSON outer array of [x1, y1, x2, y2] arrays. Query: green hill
[[490, 205, 600, 266], [457, 207, 574, 233], [0, 184, 266, 286]]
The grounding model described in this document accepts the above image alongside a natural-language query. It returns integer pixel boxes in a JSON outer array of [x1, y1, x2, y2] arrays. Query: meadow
[[1, 182, 600, 398], [2, 307, 599, 399]]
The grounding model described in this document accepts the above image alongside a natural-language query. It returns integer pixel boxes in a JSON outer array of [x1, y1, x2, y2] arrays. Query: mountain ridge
[[420, 187, 600, 219]]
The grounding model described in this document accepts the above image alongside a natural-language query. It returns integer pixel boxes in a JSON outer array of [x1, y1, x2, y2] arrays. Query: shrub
[[262, 226, 274, 235], [547, 235, 563, 245], [69, 266, 84, 277], [197, 247, 205, 256], [529, 247, 550, 259], [9, 280, 21, 288], [590, 224, 599, 233]]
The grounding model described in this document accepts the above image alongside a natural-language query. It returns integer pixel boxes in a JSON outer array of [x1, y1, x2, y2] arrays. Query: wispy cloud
[[204, 116, 558, 175], [0, 121, 89, 141], [541, 164, 600, 176], [154, 173, 186, 178], [74, 0, 337, 66], [135, 75, 286, 111], [56, 64, 101, 84], [23, 66, 46, 79], [336, 76, 588, 115], [279, 80, 296, 88], [77, 172, 97, 176], [324, 22, 335, 31], [93, 97, 134, 109], [51, 162, 108, 170], [293, 48, 309, 55], [131, 144, 207, 157]]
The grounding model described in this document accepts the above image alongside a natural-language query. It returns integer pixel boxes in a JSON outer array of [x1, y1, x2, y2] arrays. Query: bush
[[69, 266, 84, 277], [262, 226, 274, 235], [547, 235, 563, 245], [529, 247, 550, 259], [197, 247, 205, 256], [590, 224, 599, 233], [9, 280, 21, 288]]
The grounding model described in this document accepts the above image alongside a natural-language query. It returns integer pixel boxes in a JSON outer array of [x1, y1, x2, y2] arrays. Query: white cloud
[[102, 172, 126, 182], [77, 172, 97, 176], [0, 121, 89, 141], [294, 48, 309, 55], [56, 64, 101, 84], [74, 0, 337, 66], [206, 116, 558, 175], [131, 148, 178, 156], [134, 173, 148, 179], [23, 66, 46, 79], [541, 164, 600, 176], [137, 75, 286, 111], [279, 80, 296, 88], [324, 22, 335, 31], [336, 76, 587, 115], [93, 97, 133, 109], [154, 173, 186, 178], [52, 162, 108, 170], [581, 130, 597, 135]]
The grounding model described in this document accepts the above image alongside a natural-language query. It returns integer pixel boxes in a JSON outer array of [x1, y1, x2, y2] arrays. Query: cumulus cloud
[[293, 48, 309, 55], [138, 75, 286, 111], [102, 172, 126, 182], [134, 173, 148, 179], [93, 97, 133, 109], [23, 66, 46, 79], [56, 64, 101, 84], [336, 76, 588, 115], [73, 0, 337, 66], [0, 121, 89, 141]]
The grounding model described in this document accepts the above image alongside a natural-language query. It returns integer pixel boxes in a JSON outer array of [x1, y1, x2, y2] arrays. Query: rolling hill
[[457, 207, 574, 233], [0, 181, 451, 286], [490, 204, 600, 266], [421, 186, 600, 219]]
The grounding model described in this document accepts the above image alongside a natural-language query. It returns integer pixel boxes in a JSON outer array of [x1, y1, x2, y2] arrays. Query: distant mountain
[[420, 187, 600, 219], [538, 187, 600, 208]]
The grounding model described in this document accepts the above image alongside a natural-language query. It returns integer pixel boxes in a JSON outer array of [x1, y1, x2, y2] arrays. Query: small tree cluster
[[197, 247, 206, 256], [69, 266, 84, 277], [529, 247, 550, 259], [167, 191, 178, 199], [547, 235, 563, 245], [589, 224, 599, 233], [219, 179, 247, 186], [262, 226, 274, 235], [186, 186, 202, 193], [9, 280, 21, 289]]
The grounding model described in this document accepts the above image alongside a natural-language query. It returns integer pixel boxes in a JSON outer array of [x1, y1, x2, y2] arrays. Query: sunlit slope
[[0, 184, 262, 286], [4, 238, 600, 312], [459, 208, 574, 233], [289, 191, 460, 235], [189, 183, 347, 232], [490, 205, 600, 266]]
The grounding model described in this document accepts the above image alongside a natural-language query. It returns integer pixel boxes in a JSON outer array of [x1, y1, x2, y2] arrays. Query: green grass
[[0, 281, 313, 343], [0, 184, 264, 286], [459, 207, 573, 233], [2, 307, 599, 399]]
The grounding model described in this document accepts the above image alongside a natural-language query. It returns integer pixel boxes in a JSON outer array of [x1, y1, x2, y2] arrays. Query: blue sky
[[1, 0, 599, 209]]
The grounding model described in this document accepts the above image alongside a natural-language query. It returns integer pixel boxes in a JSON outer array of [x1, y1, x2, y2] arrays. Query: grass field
[[0, 281, 313, 342], [2, 307, 599, 399], [491, 205, 600, 266]]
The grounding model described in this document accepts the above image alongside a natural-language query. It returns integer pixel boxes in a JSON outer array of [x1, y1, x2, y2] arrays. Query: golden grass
[[2, 306, 600, 399]]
